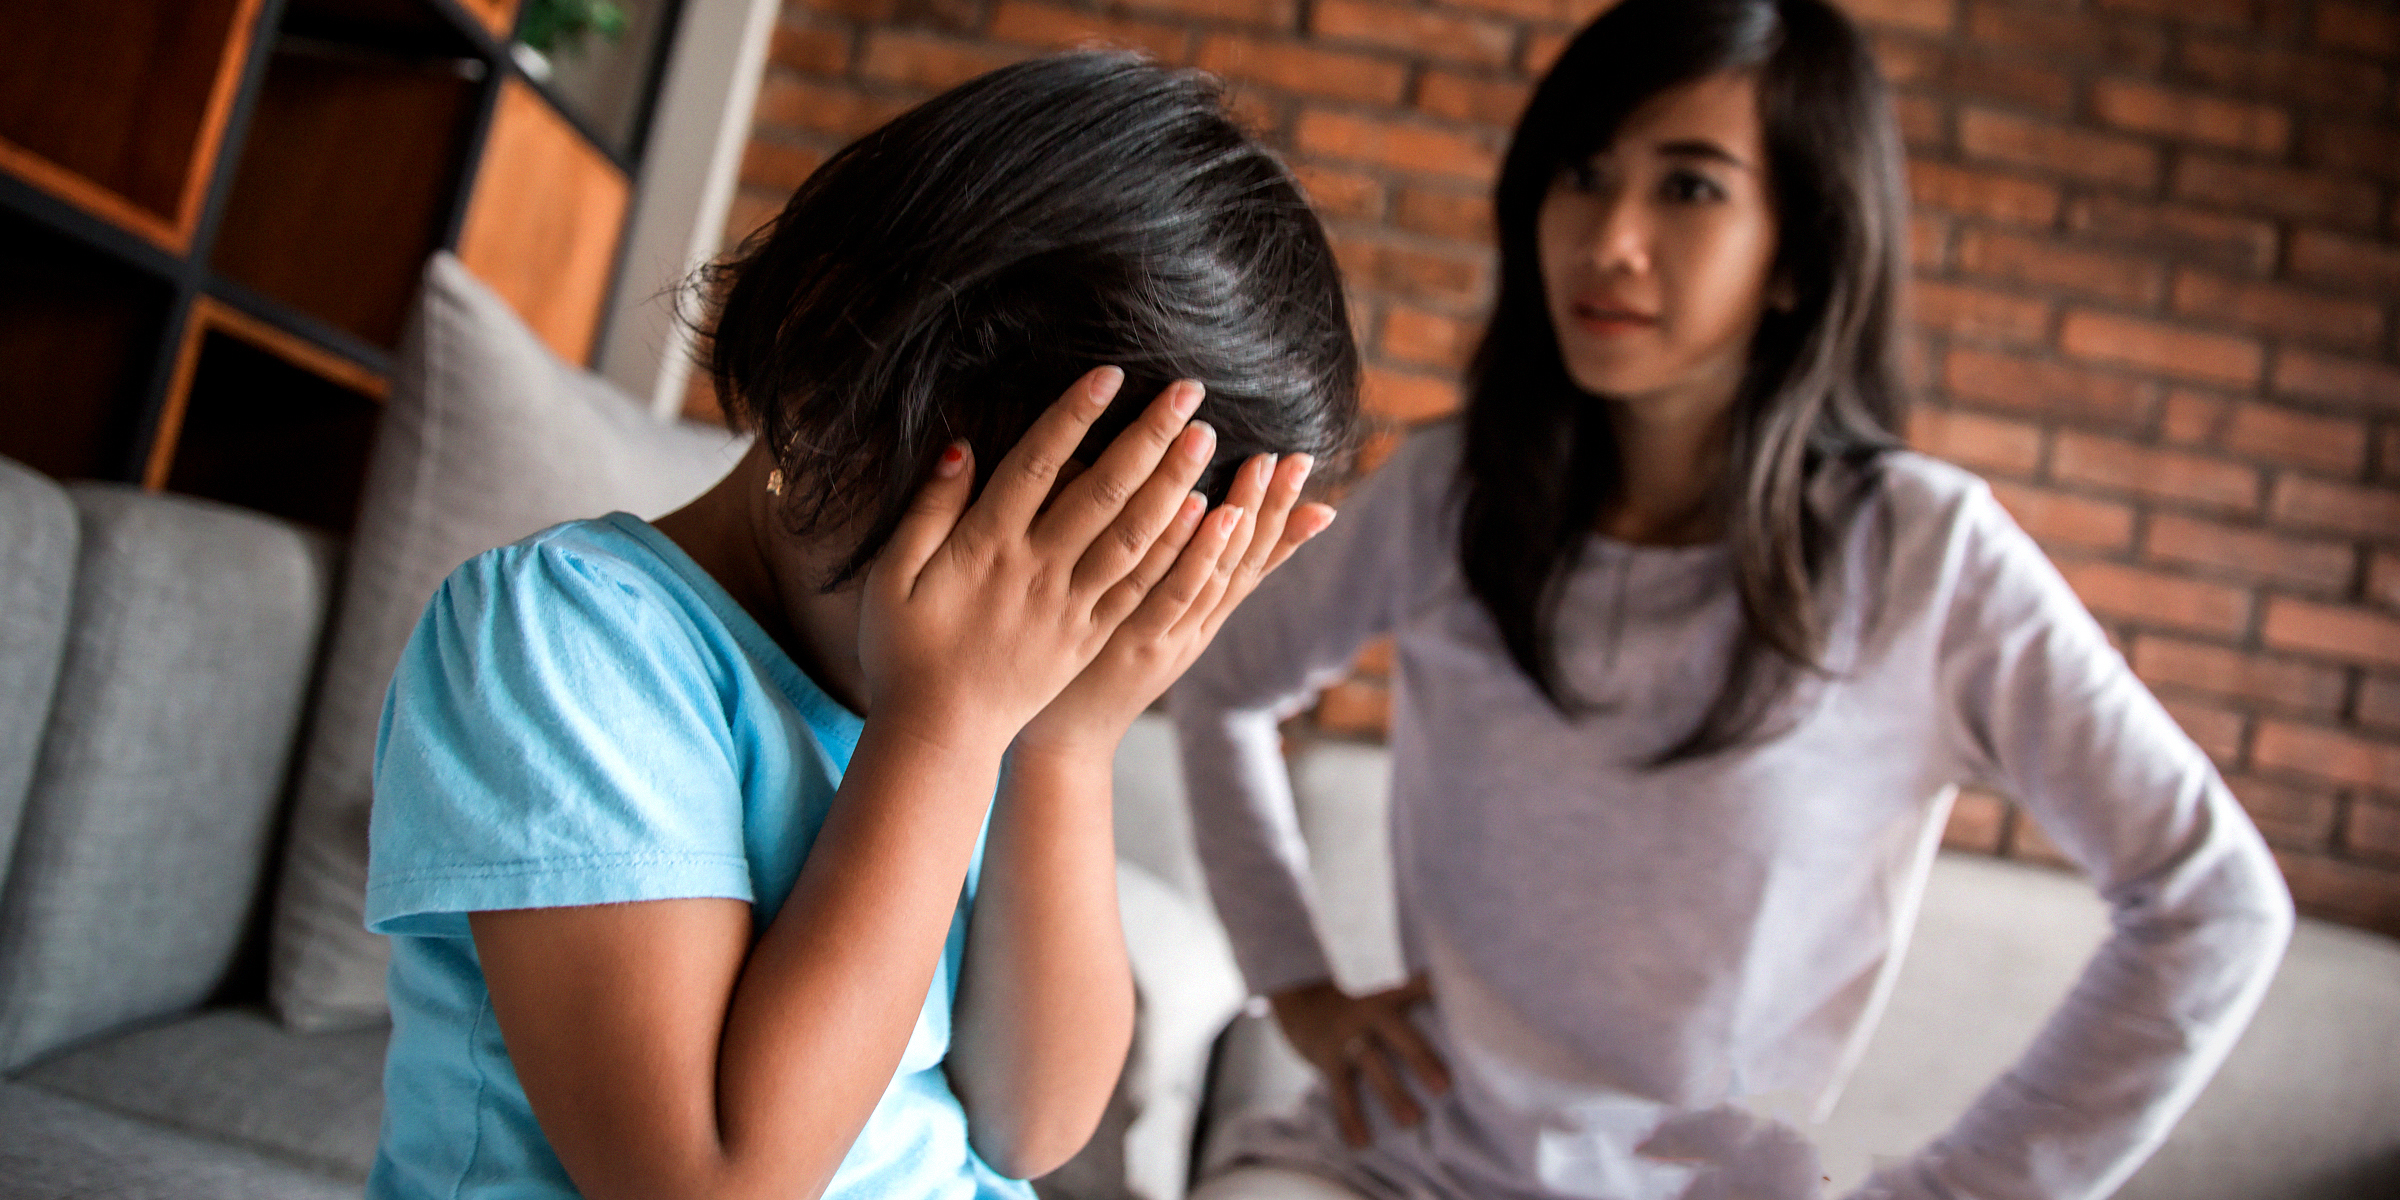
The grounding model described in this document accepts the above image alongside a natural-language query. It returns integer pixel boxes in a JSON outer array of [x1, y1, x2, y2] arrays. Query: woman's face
[[1536, 71, 1781, 415]]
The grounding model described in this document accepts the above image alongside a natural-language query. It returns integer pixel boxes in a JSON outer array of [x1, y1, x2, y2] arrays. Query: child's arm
[[947, 446, 1333, 1177], [469, 371, 1224, 1200]]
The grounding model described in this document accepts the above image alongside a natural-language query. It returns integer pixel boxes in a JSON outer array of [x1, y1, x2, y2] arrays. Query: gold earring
[[765, 468, 784, 496]]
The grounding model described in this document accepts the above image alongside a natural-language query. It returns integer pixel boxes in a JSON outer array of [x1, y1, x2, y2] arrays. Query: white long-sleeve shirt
[[1169, 423, 2292, 1200]]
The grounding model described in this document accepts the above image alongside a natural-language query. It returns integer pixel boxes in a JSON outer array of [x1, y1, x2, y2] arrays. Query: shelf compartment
[[0, 211, 174, 481], [210, 28, 482, 350], [0, 0, 264, 253], [456, 78, 629, 366], [147, 297, 387, 534]]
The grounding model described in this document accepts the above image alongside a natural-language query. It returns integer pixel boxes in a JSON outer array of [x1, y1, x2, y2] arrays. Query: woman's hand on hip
[[1017, 442, 1335, 761], [859, 366, 1220, 757], [1272, 976, 1451, 1147]]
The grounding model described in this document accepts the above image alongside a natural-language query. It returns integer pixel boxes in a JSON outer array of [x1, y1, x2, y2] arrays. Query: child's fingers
[[1068, 417, 1216, 596], [1093, 499, 1238, 634], [1229, 453, 1314, 588], [1355, 1039, 1426, 1127], [961, 366, 1127, 541], [872, 442, 975, 596], [1035, 380, 1208, 559], [1090, 491, 1206, 632], [1260, 503, 1336, 576]]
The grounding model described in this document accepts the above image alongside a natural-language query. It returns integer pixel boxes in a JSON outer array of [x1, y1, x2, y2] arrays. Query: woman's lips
[[1569, 301, 1658, 335]]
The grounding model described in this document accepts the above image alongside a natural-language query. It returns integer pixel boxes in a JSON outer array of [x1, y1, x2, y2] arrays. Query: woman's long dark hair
[[1460, 0, 1909, 761], [702, 52, 1360, 586]]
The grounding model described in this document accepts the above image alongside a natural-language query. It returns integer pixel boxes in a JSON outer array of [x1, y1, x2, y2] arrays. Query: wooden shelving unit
[[0, 0, 679, 534]]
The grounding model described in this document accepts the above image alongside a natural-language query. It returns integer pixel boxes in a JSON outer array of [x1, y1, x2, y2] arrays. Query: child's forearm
[[479, 718, 1013, 1200], [947, 740, 1137, 1179]]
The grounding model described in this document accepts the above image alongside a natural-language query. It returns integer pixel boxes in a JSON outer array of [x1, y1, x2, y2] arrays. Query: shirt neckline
[[597, 511, 867, 764]]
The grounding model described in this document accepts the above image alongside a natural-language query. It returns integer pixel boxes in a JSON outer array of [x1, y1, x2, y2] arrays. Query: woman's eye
[[1660, 170, 1726, 203], [1563, 161, 1605, 192]]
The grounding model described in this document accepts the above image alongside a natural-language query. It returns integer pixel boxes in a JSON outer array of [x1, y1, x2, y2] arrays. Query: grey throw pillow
[[267, 252, 744, 1031]]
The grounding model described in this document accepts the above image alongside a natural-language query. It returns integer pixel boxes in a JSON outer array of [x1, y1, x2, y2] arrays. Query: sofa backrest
[[0, 457, 77, 880], [0, 483, 338, 1071]]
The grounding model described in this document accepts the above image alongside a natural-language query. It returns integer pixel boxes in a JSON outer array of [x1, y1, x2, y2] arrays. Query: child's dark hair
[[702, 51, 1361, 587], [1459, 0, 1910, 761]]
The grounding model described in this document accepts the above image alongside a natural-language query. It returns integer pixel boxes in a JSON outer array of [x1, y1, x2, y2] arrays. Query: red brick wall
[[704, 0, 2400, 935]]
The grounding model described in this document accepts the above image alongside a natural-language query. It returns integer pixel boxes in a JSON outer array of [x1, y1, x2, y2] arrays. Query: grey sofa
[[3, 254, 2396, 1198]]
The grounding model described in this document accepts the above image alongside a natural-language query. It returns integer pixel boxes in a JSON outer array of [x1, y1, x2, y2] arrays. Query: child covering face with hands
[[362, 54, 1359, 1200]]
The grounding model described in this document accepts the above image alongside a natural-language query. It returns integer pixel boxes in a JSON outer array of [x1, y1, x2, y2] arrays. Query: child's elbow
[[970, 1101, 1111, 1182]]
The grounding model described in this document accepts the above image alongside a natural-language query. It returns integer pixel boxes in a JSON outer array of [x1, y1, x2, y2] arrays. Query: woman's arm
[[1865, 483, 2294, 1200], [468, 372, 1231, 1200], [948, 447, 1333, 1176]]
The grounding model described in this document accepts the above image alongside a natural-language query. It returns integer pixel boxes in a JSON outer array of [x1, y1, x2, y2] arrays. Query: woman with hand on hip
[[1172, 3, 2292, 1198]]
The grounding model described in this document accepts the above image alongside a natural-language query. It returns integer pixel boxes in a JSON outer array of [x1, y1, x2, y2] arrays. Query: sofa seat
[[11, 1007, 387, 1182], [0, 1080, 358, 1200]]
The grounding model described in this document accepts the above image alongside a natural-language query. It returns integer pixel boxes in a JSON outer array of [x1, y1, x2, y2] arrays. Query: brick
[[1393, 186, 1494, 244], [987, 2, 1192, 61], [803, 0, 895, 23], [2091, 79, 2290, 155], [2163, 696, 2247, 763], [1313, 677, 1391, 736], [2275, 851, 2400, 937], [2161, 389, 2230, 445], [2219, 401, 2371, 476], [2053, 431, 2261, 512], [1839, 0, 1958, 33], [2303, 121, 2400, 182], [2222, 774, 2340, 850], [1520, 27, 1570, 76], [2059, 310, 2264, 388], [2264, 597, 2400, 670], [1195, 36, 1409, 103], [2351, 798, 2400, 864], [2064, 195, 2277, 275], [1361, 365, 1463, 422], [1910, 214, 1948, 271], [753, 76, 916, 138], [738, 139, 826, 192], [2383, 428, 2400, 486], [2173, 156, 2382, 231], [1912, 280, 2050, 346], [1956, 228, 2163, 307], [1943, 786, 2008, 853], [2288, 230, 2400, 294], [858, 32, 1017, 91], [2172, 273, 2385, 353], [1893, 94, 1946, 151], [2058, 559, 2253, 636], [2273, 350, 2400, 412], [1311, 0, 1516, 66], [1960, 108, 2159, 190], [1380, 305, 1479, 370], [1291, 163, 1385, 221], [2269, 474, 2400, 539], [2256, 719, 2400, 790], [2365, 675, 2400, 732], [1110, 0, 1298, 29], [1328, 235, 1489, 305], [1443, 0, 1585, 21], [1966, 3, 2167, 72], [722, 189, 784, 253], [1942, 347, 2156, 428], [1296, 110, 1500, 180], [2316, 1, 2400, 56], [2178, 37, 2388, 114], [2373, 551, 2400, 609], [1417, 70, 1532, 128], [2006, 810, 2076, 869], [2093, 0, 2260, 26], [1990, 480, 2136, 552], [2132, 635, 2349, 714], [2145, 512, 2356, 591], [1349, 425, 1405, 477], [1911, 406, 2044, 474], [1881, 43, 2073, 114], [770, 23, 852, 74], [1906, 159, 2059, 225]]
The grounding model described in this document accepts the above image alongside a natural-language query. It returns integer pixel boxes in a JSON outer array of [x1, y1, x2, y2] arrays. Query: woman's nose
[[1588, 193, 1649, 277]]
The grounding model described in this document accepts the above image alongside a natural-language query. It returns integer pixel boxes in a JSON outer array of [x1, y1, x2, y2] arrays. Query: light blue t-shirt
[[365, 513, 1031, 1200]]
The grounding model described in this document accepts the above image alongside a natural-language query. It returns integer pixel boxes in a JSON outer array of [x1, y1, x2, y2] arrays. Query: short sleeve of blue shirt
[[363, 515, 1027, 1200]]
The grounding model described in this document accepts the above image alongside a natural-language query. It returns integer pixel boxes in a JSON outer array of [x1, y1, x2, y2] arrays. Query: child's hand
[[1016, 444, 1335, 761], [858, 367, 1218, 760], [1272, 976, 1451, 1147]]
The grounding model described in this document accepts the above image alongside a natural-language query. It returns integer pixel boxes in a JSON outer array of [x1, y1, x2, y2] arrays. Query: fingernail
[[934, 442, 967, 478], [1217, 504, 1246, 532], [1091, 366, 1125, 406], [1172, 380, 1205, 417], [1185, 420, 1216, 460], [1183, 491, 1207, 522], [1255, 454, 1278, 486], [1289, 453, 1315, 485]]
